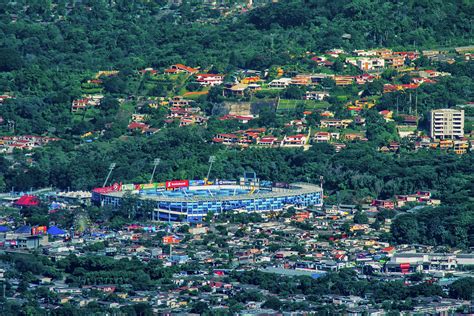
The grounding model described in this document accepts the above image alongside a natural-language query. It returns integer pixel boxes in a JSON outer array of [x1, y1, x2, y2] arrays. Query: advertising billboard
[[122, 184, 135, 191], [274, 182, 290, 189], [189, 180, 206, 186], [32, 226, 47, 235], [260, 180, 273, 188], [142, 183, 156, 190], [166, 180, 189, 189], [217, 180, 238, 185]]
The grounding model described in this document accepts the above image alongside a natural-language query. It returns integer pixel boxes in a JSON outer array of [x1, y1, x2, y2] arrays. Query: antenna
[[206, 156, 216, 181], [103, 163, 116, 187], [149, 158, 161, 184]]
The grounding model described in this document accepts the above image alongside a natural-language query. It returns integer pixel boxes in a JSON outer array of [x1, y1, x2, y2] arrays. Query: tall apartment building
[[430, 109, 464, 139]]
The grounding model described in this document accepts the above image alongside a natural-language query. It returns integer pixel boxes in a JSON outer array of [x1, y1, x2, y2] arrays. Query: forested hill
[[246, 0, 474, 48], [0, 0, 473, 86]]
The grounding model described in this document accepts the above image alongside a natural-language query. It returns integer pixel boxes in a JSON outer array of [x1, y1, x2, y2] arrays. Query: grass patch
[[277, 99, 330, 112]]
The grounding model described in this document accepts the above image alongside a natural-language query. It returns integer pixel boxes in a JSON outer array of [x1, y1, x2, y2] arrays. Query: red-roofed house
[[165, 64, 198, 74], [128, 122, 150, 133], [213, 133, 239, 145], [282, 134, 307, 147], [257, 136, 280, 147], [196, 74, 224, 86], [314, 132, 331, 143]]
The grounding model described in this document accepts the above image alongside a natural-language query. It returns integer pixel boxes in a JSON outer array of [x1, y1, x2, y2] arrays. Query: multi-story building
[[430, 109, 464, 139]]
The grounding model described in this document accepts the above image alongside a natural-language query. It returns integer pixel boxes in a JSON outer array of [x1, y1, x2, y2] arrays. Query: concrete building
[[430, 109, 464, 139]]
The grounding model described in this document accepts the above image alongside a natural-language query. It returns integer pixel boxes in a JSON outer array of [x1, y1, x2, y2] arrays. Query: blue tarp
[[15, 225, 31, 234], [47, 226, 66, 235], [0, 226, 10, 232]]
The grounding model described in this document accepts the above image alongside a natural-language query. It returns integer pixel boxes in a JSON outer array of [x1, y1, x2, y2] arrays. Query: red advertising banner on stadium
[[165, 180, 189, 189]]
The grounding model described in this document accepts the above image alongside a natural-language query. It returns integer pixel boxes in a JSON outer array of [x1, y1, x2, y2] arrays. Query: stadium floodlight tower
[[103, 163, 116, 187], [150, 158, 161, 184], [206, 155, 216, 181]]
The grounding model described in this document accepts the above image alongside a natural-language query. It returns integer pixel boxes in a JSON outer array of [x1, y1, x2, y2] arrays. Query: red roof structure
[[15, 195, 40, 207]]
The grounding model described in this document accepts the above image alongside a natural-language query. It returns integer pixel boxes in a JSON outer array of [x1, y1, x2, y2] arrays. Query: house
[[219, 114, 254, 124], [224, 83, 248, 97], [320, 119, 352, 129], [71, 98, 90, 112], [383, 55, 405, 68], [282, 134, 307, 146], [128, 122, 150, 133], [453, 139, 469, 155], [353, 50, 377, 57], [139, 68, 157, 75], [334, 76, 354, 86], [268, 78, 292, 89], [257, 136, 280, 147], [290, 75, 312, 86], [393, 51, 419, 61], [356, 58, 385, 71], [241, 76, 260, 84], [379, 110, 393, 121], [131, 114, 147, 122], [371, 199, 395, 209], [373, 48, 393, 58], [169, 96, 193, 107], [179, 115, 207, 127], [164, 64, 198, 74], [213, 133, 239, 145], [355, 74, 376, 84], [196, 73, 224, 86], [304, 91, 329, 101], [314, 132, 331, 143], [398, 114, 418, 126]]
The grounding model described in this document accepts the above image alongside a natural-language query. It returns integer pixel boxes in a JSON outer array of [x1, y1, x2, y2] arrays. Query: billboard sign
[[217, 180, 238, 185], [189, 180, 206, 186], [142, 183, 156, 190], [274, 182, 290, 189], [260, 180, 273, 188], [166, 180, 189, 189], [122, 184, 135, 191]]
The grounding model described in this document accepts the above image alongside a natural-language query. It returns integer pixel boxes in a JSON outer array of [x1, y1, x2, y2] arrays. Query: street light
[[206, 156, 216, 181], [103, 163, 116, 187], [150, 158, 161, 184]]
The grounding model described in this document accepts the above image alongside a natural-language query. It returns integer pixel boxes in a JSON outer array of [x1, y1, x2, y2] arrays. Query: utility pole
[[103, 163, 116, 187], [149, 158, 160, 184], [206, 156, 216, 181]]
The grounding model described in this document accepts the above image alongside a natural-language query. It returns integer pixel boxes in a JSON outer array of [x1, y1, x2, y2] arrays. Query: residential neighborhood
[[0, 0, 473, 315]]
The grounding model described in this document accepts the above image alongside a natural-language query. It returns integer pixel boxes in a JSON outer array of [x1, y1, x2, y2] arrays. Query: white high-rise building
[[430, 109, 464, 139]]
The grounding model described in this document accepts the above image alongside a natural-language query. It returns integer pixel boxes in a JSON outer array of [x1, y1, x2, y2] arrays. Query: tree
[[103, 76, 127, 94], [283, 85, 304, 99], [321, 77, 336, 89], [0, 48, 23, 72], [262, 296, 282, 310], [191, 301, 209, 314], [353, 211, 369, 224], [100, 97, 120, 114], [449, 278, 474, 300]]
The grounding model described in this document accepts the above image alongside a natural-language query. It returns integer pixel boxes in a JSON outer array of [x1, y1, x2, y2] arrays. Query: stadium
[[92, 177, 323, 222]]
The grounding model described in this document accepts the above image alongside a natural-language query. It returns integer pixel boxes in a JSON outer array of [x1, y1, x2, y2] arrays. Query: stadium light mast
[[103, 163, 116, 187], [150, 158, 161, 184], [206, 155, 216, 181]]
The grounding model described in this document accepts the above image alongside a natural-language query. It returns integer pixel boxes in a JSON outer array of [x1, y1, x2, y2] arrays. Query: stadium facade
[[92, 180, 323, 222]]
